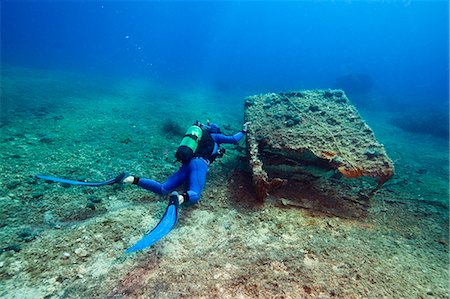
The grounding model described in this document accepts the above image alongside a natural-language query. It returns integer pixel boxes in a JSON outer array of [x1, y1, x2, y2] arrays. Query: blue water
[[1, 1, 448, 110]]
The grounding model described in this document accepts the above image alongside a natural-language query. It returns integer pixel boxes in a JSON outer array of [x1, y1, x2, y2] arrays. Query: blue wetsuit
[[134, 130, 245, 205]]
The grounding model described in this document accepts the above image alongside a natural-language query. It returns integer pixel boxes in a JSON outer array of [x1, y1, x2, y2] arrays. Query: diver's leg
[[160, 164, 190, 194], [184, 158, 209, 205], [131, 164, 189, 195], [134, 178, 165, 194]]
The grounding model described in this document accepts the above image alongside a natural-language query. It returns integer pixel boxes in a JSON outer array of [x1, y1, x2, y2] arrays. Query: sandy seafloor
[[0, 66, 448, 298]]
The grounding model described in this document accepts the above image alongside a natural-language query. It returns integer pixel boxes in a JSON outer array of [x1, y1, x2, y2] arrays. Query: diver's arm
[[212, 131, 245, 144], [211, 122, 250, 145]]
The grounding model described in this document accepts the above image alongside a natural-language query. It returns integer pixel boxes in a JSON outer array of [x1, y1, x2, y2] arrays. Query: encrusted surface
[[244, 90, 395, 201]]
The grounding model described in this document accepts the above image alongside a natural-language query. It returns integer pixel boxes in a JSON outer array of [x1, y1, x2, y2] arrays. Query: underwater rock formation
[[244, 90, 394, 208]]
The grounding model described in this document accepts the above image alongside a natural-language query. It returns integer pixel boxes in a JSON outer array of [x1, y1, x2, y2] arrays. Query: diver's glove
[[242, 121, 251, 133]]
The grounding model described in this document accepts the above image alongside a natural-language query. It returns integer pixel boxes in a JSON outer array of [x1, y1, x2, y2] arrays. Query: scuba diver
[[122, 121, 251, 206], [36, 120, 251, 253]]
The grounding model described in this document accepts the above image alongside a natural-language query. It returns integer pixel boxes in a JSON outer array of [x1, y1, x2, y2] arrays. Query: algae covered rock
[[244, 90, 394, 205]]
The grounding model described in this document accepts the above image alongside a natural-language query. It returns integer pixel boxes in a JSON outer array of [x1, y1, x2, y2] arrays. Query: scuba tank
[[175, 122, 203, 163]]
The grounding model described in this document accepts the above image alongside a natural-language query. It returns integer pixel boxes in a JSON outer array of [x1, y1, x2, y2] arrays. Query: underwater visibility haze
[[0, 1, 449, 298]]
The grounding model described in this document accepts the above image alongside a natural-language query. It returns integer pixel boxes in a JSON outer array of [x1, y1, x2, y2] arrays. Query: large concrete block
[[244, 90, 394, 211]]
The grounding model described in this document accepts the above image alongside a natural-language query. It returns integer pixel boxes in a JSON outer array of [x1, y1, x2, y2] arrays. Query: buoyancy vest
[[194, 129, 216, 161]]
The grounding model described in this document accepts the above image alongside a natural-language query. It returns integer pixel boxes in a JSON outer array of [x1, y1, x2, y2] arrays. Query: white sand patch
[[2, 286, 48, 299], [85, 252, 115, 278]]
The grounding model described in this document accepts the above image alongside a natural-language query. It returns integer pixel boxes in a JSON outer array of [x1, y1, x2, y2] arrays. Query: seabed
[[0, 66, 448, 298]]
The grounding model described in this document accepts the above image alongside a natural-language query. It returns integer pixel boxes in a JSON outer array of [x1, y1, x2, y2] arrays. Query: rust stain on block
[[244, 90, 394, 202]]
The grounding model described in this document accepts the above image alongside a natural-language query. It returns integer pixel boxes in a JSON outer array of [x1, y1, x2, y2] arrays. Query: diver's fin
[[125, 192, 179, 253], [36, 172, 128, 187]]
